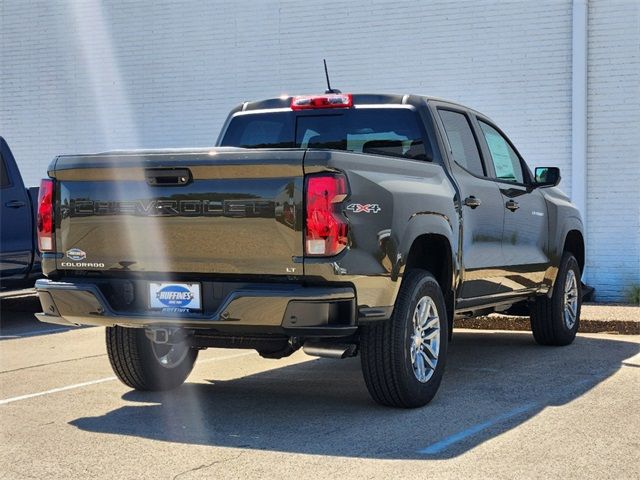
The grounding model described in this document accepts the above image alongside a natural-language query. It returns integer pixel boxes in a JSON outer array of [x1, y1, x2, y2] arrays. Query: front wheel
[[106, 326, 198, 391], [530, 252, 582, 346], [360, 269, 448, 408]]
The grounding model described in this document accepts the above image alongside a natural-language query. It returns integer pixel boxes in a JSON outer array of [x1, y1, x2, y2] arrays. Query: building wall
[[586, 0, 640, 300], [1, 0, 638, 300]]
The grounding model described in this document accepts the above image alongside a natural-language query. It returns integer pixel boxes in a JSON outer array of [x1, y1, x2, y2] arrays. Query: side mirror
[[534, 167, 561, 188]]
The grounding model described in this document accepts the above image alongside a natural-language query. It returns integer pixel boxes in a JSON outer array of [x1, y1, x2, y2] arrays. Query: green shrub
[[627, 284, 640, 305]]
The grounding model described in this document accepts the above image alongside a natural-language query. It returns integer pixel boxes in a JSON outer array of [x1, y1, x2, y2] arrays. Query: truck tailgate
[[52, 149, 304, 276]]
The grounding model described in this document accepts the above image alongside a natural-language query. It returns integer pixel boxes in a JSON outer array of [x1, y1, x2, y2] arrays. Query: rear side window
[[438, 110, 485, 177], [478, 121, 524, 184], [220, 113, 295, 148], [221, 108, 432, 161], [0, 153, 9, 188]]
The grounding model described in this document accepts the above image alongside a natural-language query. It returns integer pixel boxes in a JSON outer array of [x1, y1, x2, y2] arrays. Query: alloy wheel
[[563, 269, 579, 330], [409, 295, 440, 383]]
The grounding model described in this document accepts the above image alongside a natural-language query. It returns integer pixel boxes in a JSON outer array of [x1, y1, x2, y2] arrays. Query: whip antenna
[[323, 59, 341, 94]]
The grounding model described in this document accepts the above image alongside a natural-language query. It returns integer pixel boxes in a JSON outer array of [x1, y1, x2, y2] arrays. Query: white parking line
[[0, 377, 117, 405], [0, 351, 255, 406], [0, 327, 76, 340], [199, 351, 256, 365]]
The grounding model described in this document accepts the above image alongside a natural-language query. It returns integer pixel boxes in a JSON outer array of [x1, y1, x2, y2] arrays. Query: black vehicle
[[35, 93, 584, 408], [0, 137, 41, 289]]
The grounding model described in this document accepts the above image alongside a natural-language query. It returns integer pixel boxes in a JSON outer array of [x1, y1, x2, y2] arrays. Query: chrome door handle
[[505, 200, 520, 211], [464, 196, 481, 209]]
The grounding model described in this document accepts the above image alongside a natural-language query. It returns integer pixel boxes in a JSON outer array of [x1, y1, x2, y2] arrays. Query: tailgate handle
[[145, 168, 192, 186]]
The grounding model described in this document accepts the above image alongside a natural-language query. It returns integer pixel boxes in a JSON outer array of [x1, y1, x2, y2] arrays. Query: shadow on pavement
[[70, 331, 639, 459], [0, 293, 78, 338]]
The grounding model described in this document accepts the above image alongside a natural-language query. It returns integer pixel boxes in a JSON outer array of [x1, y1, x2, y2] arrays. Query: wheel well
[[405, 234, 453, 297], [563, 230, 585, 274]]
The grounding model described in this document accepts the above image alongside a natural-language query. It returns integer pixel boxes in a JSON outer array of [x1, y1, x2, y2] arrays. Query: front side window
[[221, 108, 432, 161], [437, 110, 485, 177], [478, 121, 524, 184]]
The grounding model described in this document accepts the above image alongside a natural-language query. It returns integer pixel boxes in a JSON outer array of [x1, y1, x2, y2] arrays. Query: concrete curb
[[458, 315, 639, 335]]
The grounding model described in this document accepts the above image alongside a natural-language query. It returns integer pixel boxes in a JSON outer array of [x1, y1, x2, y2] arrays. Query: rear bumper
[[35, 278, 357, 336]]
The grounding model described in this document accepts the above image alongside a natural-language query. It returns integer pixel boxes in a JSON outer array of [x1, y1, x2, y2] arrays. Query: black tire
[[106, 326, 198, 391], [531, 252, 581, 346], [360, 269, 448, 408]]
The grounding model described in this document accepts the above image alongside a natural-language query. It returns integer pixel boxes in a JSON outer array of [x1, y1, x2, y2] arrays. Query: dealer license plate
[[149, 282, 201, 312]]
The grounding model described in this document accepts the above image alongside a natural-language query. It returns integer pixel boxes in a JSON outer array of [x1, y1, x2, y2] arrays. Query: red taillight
[[305, 173, 349, 256], [291, 93, 353, 110], [37, 179, 54, 252]]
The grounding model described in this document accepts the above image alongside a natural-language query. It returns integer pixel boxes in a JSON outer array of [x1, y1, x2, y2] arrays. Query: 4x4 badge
[[346, 203, 381, 214]]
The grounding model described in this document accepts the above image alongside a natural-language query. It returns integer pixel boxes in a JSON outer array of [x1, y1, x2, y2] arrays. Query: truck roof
[[240, 93, 474, 113]]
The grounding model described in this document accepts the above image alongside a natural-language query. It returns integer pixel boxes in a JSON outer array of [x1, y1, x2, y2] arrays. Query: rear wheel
[[106, 326, 198, 391], [531, 252, 581, 346], [360, 269, 448, 408]]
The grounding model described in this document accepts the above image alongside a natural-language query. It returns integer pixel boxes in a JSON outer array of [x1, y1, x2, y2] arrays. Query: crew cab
[[1, 137, 41, 289], [35, 93, 584, 408]]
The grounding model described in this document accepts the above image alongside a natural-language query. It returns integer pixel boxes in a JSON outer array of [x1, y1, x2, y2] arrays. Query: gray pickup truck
[[35, 93, 584, 408]]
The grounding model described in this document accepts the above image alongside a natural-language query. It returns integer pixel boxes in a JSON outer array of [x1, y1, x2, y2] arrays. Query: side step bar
[[302, 341, 357, 359]]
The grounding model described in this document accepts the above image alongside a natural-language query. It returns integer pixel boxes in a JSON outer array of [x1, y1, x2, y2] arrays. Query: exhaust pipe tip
[[302, 341, 357, 359]]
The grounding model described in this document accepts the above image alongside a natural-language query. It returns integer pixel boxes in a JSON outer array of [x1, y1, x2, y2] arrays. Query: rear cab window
[[220, 108, 433, 161]]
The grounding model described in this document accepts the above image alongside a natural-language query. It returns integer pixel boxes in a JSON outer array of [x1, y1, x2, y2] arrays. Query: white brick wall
[[586, 0, 640, 301], [1, 0, 638, 300]]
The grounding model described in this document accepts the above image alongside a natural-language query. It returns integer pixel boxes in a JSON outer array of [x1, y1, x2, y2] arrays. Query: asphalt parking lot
[[1, 292, 639, 480]]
